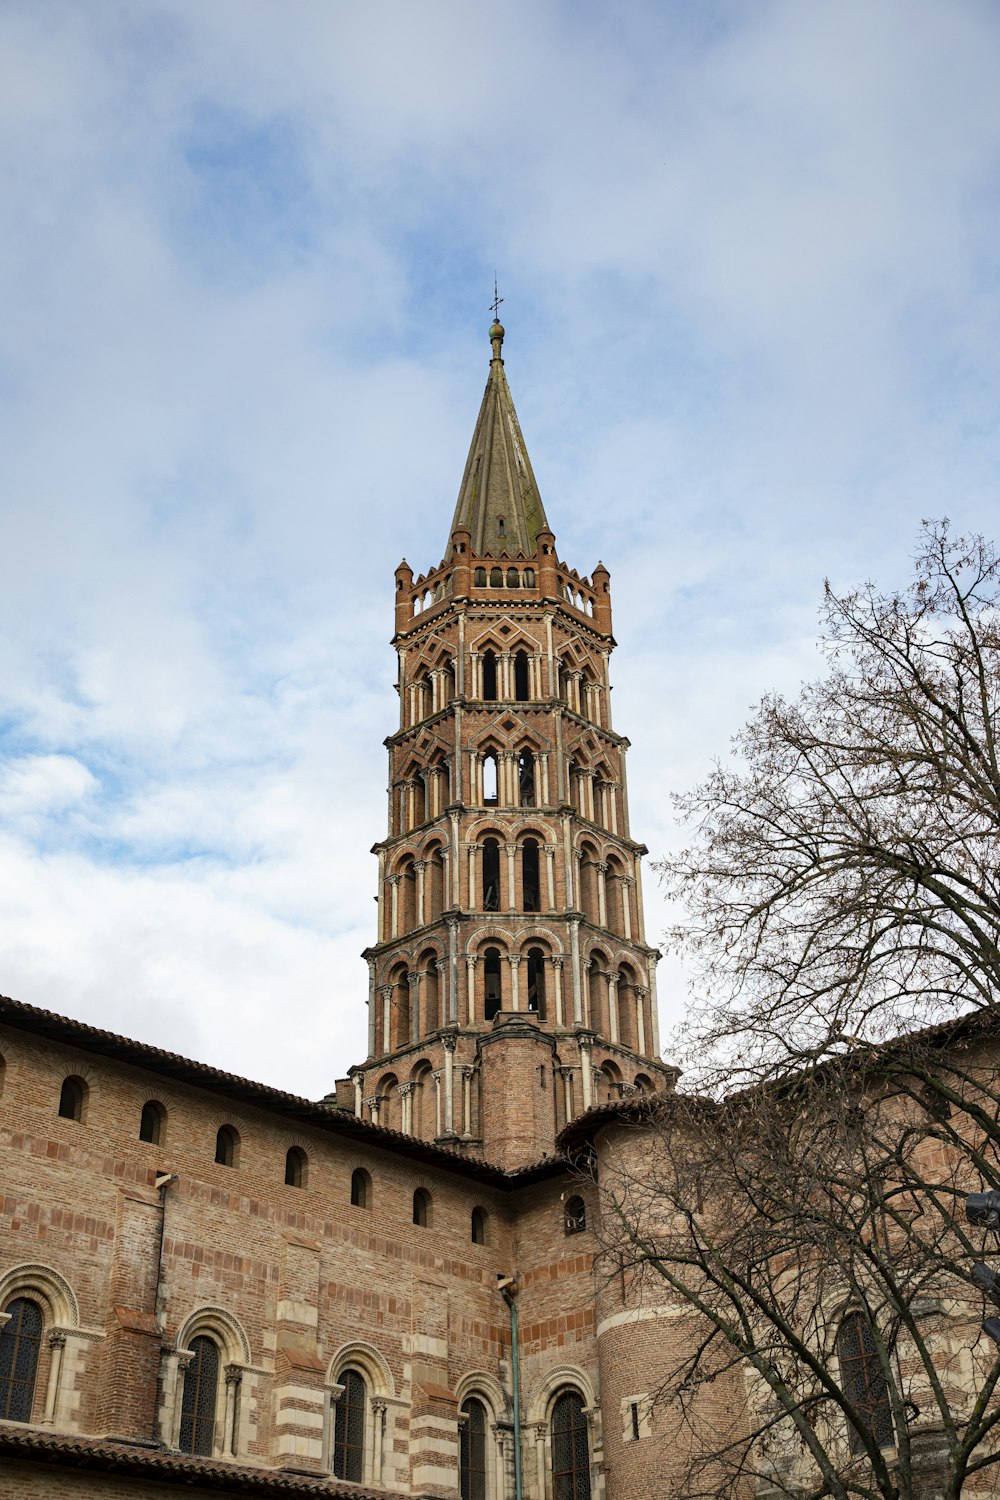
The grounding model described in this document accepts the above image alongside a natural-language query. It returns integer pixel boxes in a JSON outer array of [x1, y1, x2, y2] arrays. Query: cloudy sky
[[1, 0, 998, 1098]]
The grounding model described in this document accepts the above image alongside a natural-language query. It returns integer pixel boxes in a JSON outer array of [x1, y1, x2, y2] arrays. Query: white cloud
[[0, 0, 998, 1089]]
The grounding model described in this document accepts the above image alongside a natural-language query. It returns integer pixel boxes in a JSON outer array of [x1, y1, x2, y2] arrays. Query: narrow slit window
[[527, 947, 546, 1017], [482, 839, 501, 911], [482, 650, 498, 700], [518, 750, 536, 807], [522, 840, 540, 912], [482, 753, 499, 806], [514, 650, 529, 700], [484, 948, 502, 1021]]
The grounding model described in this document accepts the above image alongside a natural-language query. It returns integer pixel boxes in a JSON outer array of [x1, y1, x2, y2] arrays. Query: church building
[[0, 320, 689, 1498]]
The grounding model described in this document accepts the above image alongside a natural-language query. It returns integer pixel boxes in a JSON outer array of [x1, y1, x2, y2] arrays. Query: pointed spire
[[449, 320, 549, 557]]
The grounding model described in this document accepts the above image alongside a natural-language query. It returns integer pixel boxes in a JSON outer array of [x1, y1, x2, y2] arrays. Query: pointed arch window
[[514, 649, 529, 700], [551, 1389, 591, 1499], [179, 1335, 220, 1456], [333, 1367, 367, 1482], [482, 839, 501, 912], [0, 1297, 43, 1422], [522, 839, 540, 912], [482, 650, 498, 700], [484, 948, 502, 1021], [518, 750, 536, 807], [837, 1313, 894, 1453], [460, 1396, 489, 1500]]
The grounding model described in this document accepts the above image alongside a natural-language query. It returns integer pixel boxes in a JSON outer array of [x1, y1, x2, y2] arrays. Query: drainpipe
[[151, 1173, 178, 1443], [499, 1276, 523, 1500]]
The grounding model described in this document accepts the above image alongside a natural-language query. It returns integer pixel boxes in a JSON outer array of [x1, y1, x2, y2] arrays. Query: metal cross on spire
[[490, 274, 504, 323]]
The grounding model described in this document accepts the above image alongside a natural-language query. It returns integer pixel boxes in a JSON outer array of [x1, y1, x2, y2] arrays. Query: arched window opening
[[422, 961, 441, 1032], [837, 1313, 895, 1453], [489, 566, 503, 589], [634, 1074, 654, 1094], [498, 517, 506, 537], [413, 1187, 432, 1227], [471, 1207, 487, 1246], [482, 839, 501, 912], [522, 839, 540, 912], [333, 1367, 367, 1482], [564, 1196, 587, 1235], [482, 650, 498, 700], [215, 1125, 238, 1168], [523, 567, 535, 587], [507, 567, 520, 589], [474, 566, 486, 587], [285, 1146, 307, 1188], [0, 1297, 43, 1422], [552, 1390, 591, 1499], [443, 661, 456, 705], [587, 959, 607, 1035], [179, 1335, 220, 1457], [482, 752, 499, 805], [514, 649, 529, 700], [398, 858, 416, 933], [484, 948, 502, 1021], [460, 1396, 489, 1500], [527, 948, 547, 1018], [617, 968, 635, 1050], [518, 750, 535, 807], [427, 846, 446, 922], [139, 1099, 165, 1145], [58, 1075, 86, 1122], [599, 1061, 621, 1105], [350, 1168, 371, 1209]]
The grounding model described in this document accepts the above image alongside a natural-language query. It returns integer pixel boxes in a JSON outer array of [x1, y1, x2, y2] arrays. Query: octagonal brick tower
[[351, 320, 676, 1169]]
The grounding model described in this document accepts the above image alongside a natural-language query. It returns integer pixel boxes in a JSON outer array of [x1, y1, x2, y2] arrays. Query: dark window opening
[[552, 1390, 591, 1500], [631, 1401, 640, 1441], [58, 1076, 85, 1122], [351, 1168, 371, 1209], [523, 567, 535, 587], [413, 1188, 431, 1227], [285, 1147, 307, 1188], [482, 839, 501, 911], [139, 1100, 165, 1145], [518, 750, 535, 807], [482, 650, 497, 700], [507, 567, 520, 588], [564, 1196, 586, 1235], [460, 1396, 489, 1500], [497, 517, 505, 537], [522, 839, 540, 912], [489, 566, 503, 588], [514, 649, 529, 700], [333, 1368, 366, 1482], [838, 1313, 895, 1453], [474, 567, 487, 587], [0, 1298, 42, 1422], [214, 1126, 238, 1168], [179, 1336, 219, 1457], [527, 947, 547, 1018], [471, 1207, 487, 1245], [484, 948, 502, 1021]]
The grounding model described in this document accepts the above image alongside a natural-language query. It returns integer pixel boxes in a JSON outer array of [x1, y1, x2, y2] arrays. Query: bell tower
[[352, 320, 674, 1168]]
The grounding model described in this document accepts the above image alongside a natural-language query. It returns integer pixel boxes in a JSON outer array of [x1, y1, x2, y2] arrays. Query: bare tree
[[572, 1029, 1000, 1500], [658, 521, 1000, 1088]]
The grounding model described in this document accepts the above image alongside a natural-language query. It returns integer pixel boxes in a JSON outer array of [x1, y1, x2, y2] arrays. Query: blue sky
[[1, 0, 999, 1096]]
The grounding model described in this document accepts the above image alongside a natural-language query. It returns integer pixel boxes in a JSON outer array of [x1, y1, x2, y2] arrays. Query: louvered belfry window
[[837, 1313, 895, 1452], [460, 1396, 488, 1500], [333, 1367, 366, 1481], [179, 1335, 220, 1456], [0, 1298, 43, 1422], [551, 1390, 591, 1500]]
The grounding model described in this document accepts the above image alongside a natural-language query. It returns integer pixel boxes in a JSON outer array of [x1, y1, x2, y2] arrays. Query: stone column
[[500, 751, 515, 808], [372, 1397, 388, 1484], [579, 1034, 594, 1110], [446, 914, 459, 1023], [607, 972, 619, 1044], [366, 956, 377, 1057], [635, 985, 648, 1056], [552, 956, 565, 1027], [544, 844, 557, 911], [387, 874, 401, 940], [505, 841, 517, 910], [465, 955, 478, 1023], [622, 877, 634, 940], [534, 1424, 547, 1498], [353, 1074, 363, 1119], [414, 861, 427, 927], [570, 919, 583, 1024], [647, 956, 661, 1057], [224, 1365, 242, 1456], [509, 954, 522, 1011], [168, 1348, 195, 1447], [433, 1072, 442, 1136], [443, 1034, 457, 1136], [408, 971, 421, 1045], [499, 651, 513, 699], [596, 861, 608, 927], [379, 985, 392, 1055], [462, 1066, 475, 1136], [42, 1331, 66, 1424], [399, 1082, 413, 1135]]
